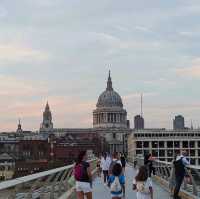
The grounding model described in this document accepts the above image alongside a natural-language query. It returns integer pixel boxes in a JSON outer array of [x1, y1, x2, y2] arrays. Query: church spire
[[106, 70, 113, 91], [17, 118, 23, 133], [45, 101, 49, 110], [40, 101, 53, 132]]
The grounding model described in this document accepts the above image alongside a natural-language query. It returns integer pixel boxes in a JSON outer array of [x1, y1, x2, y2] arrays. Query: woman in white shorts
[[74, 151, 92, 199]]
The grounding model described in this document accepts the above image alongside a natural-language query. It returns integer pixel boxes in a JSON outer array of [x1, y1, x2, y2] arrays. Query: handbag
[[68, 175, 76, 187]]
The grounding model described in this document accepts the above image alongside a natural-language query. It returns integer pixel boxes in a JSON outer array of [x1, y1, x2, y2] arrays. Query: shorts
[[76, 181, 92, 193], [111, 193, 123, 198]]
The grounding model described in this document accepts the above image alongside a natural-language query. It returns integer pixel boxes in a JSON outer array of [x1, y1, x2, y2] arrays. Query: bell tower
[[40, 102, 53, 132], [16, 119, 23, 133]]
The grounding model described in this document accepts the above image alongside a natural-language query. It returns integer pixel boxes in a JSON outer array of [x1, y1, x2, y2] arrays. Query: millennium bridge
[[0, 158, 199, 199]]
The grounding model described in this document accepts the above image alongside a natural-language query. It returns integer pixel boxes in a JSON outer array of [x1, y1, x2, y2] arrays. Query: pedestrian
[[144, 154, 155, 177], [173, 150, 190, 199], [133, 160, 137, 168], [108, 163, 125, 199], [74, 151, 93, 199], [101, 153, 110, 185], [96, 157, 101, 177], [169, 153, 177, 196], [133, 166, 153, 199], [109, 152, 122, 176], [120, 153, 126, 173]]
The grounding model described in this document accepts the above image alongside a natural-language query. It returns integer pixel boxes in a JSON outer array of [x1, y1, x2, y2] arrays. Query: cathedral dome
[[96, 71, 123, 108]]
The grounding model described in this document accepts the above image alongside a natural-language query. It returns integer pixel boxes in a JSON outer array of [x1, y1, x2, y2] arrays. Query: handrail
[[0, 164, 74, 190], [135, 157, 200, 198], [0, 158, 97, 199]]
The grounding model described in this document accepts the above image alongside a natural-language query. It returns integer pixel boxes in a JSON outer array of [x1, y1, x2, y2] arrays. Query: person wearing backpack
[[74, 151, 93, 199], [173, 150, 190, 199], [132, 166, 153, 199], [108, 152, 122, 176], [108, 163, 125, 199]]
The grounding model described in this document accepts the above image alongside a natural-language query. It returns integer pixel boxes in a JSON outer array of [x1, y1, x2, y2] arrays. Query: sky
[[1, 0, 200, 131]]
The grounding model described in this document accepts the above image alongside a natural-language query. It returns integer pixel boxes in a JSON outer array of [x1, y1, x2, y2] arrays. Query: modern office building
[[134, 115, 144, 129], [128, 128, 200, 165], [173, 115, 185, 130]]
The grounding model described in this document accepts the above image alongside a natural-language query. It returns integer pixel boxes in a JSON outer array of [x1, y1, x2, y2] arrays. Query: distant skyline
[[1, 0, 200, 131]]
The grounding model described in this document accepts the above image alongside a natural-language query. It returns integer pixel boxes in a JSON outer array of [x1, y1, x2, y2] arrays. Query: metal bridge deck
[[93, 165, 170, 199]]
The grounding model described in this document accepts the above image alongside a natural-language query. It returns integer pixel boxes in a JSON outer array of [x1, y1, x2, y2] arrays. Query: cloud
[[0, 43, 49, 63], [0, 75, 49, 131], [135, 26, 153, 33], [0, 94, 96, 131], [0, 75, 48, 97], [0, 6, 7, 18], [123, 92, 158, 100], [179, 31, 195, 37], [176, 58, 200, 77], [143, 78, 177, 86], [89, 31, 161, 57]]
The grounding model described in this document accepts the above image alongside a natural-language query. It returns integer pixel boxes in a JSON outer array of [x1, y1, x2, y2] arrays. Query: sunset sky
[[1, 0, 200, 131]]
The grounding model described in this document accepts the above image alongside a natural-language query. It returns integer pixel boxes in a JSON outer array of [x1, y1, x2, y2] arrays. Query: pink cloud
[[0, 95, 96, 131], [176, 58, 200, 77], [0, 43, 48, 63]]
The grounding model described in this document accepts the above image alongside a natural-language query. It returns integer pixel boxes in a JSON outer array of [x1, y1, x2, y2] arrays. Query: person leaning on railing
[[169, 153, 177, 197], [173, 150, 190, 199], [74, 151, 93, 199]]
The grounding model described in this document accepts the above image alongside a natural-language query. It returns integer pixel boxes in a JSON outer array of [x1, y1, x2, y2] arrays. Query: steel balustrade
[[135, 157, 200, 198], [0, 159, 97, 199]]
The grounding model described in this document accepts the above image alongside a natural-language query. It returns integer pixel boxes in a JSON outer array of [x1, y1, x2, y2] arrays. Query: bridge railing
[[135, 157, 200, 198], [0, 159, 97, 199]]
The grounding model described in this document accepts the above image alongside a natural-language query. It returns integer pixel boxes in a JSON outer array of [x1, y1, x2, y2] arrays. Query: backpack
[[109, 160, 119, 175], [74, 163, 83, 181], [173, 157, 185, 176], [136, 181, 150, 194], [110, 176, 122, 193]]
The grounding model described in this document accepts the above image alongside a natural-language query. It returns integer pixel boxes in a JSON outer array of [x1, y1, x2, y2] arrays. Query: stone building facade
[[39, 71, 131, 154]]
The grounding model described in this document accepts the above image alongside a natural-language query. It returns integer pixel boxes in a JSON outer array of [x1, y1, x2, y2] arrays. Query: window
[[182, 141, 188, 148], [159, 150, 165, 157], [167, 150, 173, 157], [144, 150, 149, 156], [136, 141, 142, 148], [190, 150, 195, 157], [190, 158, 195, 165], [152, 141, 158, 148], [174, 141, 180, 148], [167, 141, 173, 148], [159, 141, 164, 148], [143, 142, 149, 148], [136, 150, 142, 155], [189, 141, 195, 148], [152, 150, 158, 157], [175, 149, 180, 156]]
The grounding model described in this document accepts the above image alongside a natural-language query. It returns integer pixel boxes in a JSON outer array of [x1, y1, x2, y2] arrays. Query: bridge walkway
[[93, 165, 170, 199]]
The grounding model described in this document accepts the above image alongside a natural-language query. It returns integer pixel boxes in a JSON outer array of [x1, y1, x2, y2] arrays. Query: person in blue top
[[108, 163, 125, 199]]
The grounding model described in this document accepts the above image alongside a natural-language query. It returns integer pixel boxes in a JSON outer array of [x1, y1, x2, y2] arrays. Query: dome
[[97, 90, 123, 108], [96, 71, 123, 108]]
